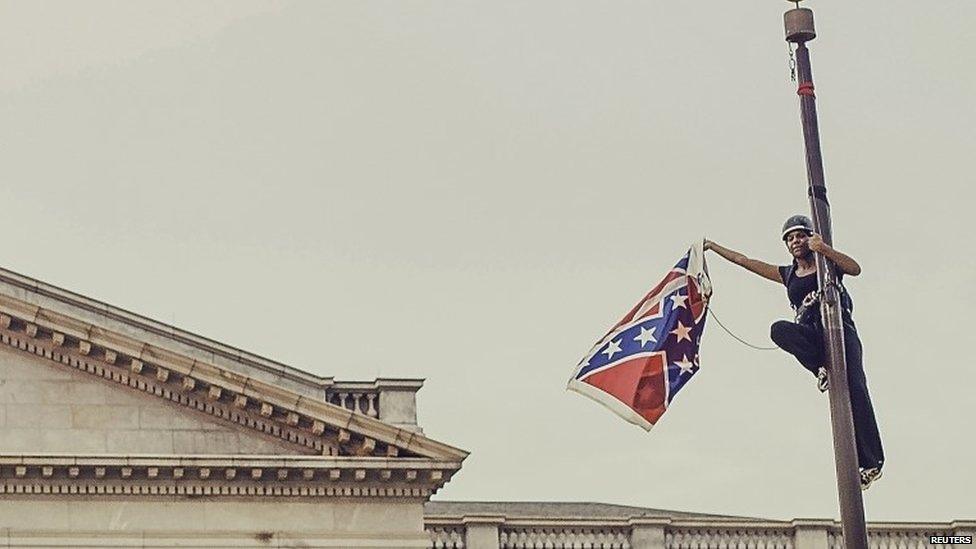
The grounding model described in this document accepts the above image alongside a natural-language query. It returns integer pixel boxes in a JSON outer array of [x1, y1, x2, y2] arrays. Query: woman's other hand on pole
[[808, 233, 828, 253]]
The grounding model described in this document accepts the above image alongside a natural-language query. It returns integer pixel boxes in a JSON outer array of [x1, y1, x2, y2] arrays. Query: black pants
[[770, 319, 885, 470]]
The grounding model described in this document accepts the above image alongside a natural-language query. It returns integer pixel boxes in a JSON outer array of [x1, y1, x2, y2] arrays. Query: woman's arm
[[808, 234, 862, 276], [704, 240, 783, 283]]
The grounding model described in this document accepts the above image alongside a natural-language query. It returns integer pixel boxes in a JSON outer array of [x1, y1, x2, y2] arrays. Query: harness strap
[[785, 262, 853, 316]]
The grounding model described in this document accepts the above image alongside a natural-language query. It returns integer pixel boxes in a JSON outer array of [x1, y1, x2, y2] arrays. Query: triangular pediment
[[0, 344, 307, 455], [0, 267, 468, 468]]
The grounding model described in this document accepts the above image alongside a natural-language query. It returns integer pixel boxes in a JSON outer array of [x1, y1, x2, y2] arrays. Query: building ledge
[[0, 454, 462, 499]]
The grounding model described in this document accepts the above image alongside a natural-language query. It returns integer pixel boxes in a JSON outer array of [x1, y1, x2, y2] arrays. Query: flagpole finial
[[785, 4, 816, 43]]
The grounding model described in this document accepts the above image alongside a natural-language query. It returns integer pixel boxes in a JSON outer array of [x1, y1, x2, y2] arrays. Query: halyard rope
[[707, 307, 779, 351]]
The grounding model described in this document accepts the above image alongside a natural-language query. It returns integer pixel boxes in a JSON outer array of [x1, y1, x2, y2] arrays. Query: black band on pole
[[808, 185, 829, 204]]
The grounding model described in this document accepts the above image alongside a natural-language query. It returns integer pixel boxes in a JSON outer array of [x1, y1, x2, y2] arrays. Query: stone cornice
[[333, 378, 425, 391], [425, 514, 975, 531], [424, 515, 765, 527], [0, 454, 460, 499], [0, 301, 469, 465], [425, 516, 645, 528], [0, 268, 329, 391]]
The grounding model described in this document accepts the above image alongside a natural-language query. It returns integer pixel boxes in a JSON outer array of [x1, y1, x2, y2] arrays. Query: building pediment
[[0, 267, 467, 469]]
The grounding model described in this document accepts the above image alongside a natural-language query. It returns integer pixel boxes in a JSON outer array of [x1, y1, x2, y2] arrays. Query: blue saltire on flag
[[568, 241, 712, 431]]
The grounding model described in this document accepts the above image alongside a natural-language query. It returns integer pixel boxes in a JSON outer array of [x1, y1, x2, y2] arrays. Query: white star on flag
[[675, 355, 695, 374], [670, 293, 688, 309], [670, 321, 692, 343], [602, 338, 623, 361], [633, 326, 657, 348]]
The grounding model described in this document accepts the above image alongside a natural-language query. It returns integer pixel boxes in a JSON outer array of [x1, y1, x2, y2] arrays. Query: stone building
[[0, 267, 971, 548]]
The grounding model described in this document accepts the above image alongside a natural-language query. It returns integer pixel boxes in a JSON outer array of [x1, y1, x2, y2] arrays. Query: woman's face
[[785, 230, 813, 259]]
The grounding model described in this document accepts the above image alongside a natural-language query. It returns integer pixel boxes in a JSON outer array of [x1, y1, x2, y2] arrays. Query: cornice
[[425, 515, 974, 531], [0, 301, 468, 466], [425, 516, 780, 529], [0, 454, 459, 499], [333, 378, 425, 391], [0, 268, 329, 390]]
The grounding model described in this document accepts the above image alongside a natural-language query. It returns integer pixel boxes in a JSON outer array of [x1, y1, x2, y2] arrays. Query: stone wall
[[0, 498, 429, 548]]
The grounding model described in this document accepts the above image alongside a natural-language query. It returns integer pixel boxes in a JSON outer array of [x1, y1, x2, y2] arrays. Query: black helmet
[[781, 215, 814, 240]]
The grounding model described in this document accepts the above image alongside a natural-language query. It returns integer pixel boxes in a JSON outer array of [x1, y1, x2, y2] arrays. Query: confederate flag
[[568, 242, 712, 430]]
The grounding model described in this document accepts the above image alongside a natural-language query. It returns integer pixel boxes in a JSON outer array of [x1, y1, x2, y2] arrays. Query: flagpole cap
[[785, 7, 816, 43]]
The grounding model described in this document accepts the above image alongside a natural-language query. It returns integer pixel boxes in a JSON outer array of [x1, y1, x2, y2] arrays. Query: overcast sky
[[2, 1, 973, 522]]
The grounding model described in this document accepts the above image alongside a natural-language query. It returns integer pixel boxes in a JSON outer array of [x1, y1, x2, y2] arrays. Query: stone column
[[462, 515, 504, 549], [792, 519, 834, 549], [629, 518, 670, 549]]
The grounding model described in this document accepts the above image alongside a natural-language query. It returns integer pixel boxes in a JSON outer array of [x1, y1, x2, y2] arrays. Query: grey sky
[[1, 1, 973, 521]]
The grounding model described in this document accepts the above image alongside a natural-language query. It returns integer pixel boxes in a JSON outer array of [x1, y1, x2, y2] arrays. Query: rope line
[[707, 307, 779, 351]]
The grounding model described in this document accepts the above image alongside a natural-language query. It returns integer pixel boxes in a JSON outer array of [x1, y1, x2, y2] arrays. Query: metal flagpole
[[783, 3, 869, 548]]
